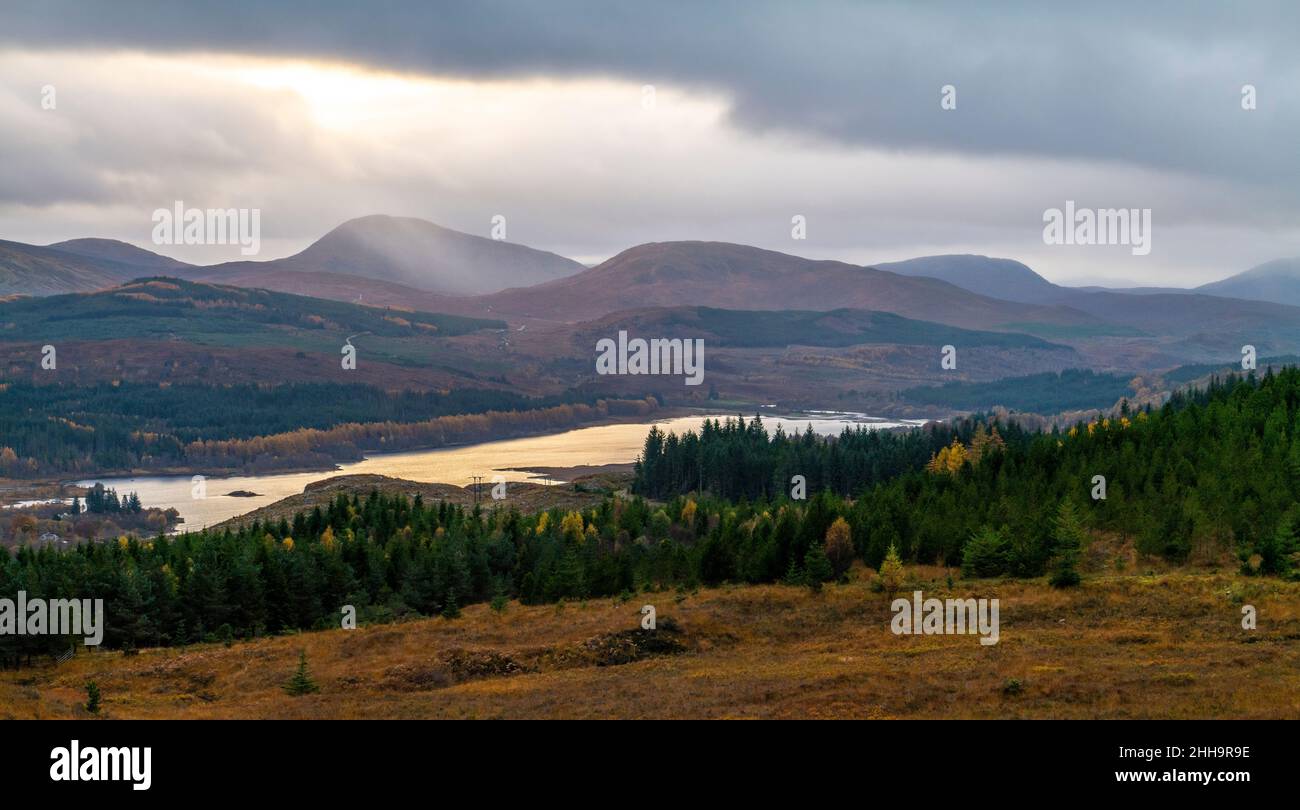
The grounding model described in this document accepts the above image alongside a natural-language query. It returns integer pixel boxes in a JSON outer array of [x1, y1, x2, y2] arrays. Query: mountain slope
[[473, 241, 1104, 330], [0, 277, 502, 345], [1196, 258, 1300, 306], [0, 277, 514, 391], [866, 253, 1300, 348], [572, 306, 1065, 350], [47, 238, 195, 273], [0, 240, 132, 295], [194, 215, 585, 296], [872, 254, 1063, 304], [1048, 289, 1300, 335]]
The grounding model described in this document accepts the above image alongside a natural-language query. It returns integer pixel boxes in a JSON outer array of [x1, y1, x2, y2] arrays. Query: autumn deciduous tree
[[926, 438, 969, 474], [560, 511, 585, 544], [824, 517, 854, 578], [879, 542, 904, 599]]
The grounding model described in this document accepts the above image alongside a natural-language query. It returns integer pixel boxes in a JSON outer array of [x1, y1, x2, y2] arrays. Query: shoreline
[[1, 407, 935, 531], [5, 403, 921, 501], [0, 404, 706, 506]]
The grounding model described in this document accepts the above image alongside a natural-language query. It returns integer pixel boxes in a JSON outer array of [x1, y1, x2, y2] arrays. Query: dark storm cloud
[[3, 0, 1297, 185]]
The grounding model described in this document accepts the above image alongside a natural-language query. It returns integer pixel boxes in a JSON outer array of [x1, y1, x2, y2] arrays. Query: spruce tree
[[284, 650, 320, 695], [441, 588, 461, 619], [1050, 501, 1084, 588], [803, 545, 833, 592]]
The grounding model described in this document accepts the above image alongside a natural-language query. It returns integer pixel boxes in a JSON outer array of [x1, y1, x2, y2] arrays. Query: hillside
[[193, 215, 585, 296], [572, 306, 1064, 350], [900, 368, 1137, 413], [46, 238, 194, 273], [0, 275, 498, 340], [3, 572, 1295, 719], [473, 241, 1107, 330], [1197, 257, 1300, 306], [0, 276, 521, 395], [873, 254, 1062, 304], [1049, 289, 1300, 351], [0, 240, 130, 295], [865, 254, 1300, 353]]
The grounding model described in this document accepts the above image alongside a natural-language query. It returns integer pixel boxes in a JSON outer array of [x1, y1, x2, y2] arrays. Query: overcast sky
[[1, 1, 1297, 286]]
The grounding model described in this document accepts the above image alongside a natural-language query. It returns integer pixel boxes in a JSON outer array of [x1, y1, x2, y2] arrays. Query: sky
[[1, 0, 1298, 286]]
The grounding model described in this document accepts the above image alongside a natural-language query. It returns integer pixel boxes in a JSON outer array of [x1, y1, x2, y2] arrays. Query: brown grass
[[3, 570, 1298, 719]]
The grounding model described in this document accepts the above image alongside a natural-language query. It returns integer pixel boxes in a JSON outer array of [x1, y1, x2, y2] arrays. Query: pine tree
[[1050, 501, 1084, 588], [803, 545, 833, 592], [284, 650, 320, 695], [85, 681, 101, 714], [963, 526, 1009, 578], [441, 588, 461, 619]]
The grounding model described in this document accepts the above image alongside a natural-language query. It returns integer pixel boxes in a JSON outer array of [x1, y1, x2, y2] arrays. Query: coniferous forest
[[3, 369, 1298, 663]]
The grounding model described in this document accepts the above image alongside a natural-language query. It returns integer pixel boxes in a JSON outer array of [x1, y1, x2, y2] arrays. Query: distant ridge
[[470, 241, 1102, 330], [47, 238, 194, 273], [1196, 257, 1300, 307], [193, 214, 585, 296], [872, 254, 1062, 304]]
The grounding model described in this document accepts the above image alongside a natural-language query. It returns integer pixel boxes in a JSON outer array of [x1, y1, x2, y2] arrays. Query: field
[[5, 568, 1297, 719]]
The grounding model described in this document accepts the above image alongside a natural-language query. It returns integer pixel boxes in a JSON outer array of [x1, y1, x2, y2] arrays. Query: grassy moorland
[[3, 565, 1296, 719]]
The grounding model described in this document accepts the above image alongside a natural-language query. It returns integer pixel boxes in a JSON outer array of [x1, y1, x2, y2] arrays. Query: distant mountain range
[[7, 216, 1300, 373], [6, 215, 1300, 316]]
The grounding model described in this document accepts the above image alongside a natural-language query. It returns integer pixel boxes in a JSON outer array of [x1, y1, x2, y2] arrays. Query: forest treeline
[[0, 382, 656, 476], [3, 370, 1299, 661], [635, 368, 1300, 575]]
